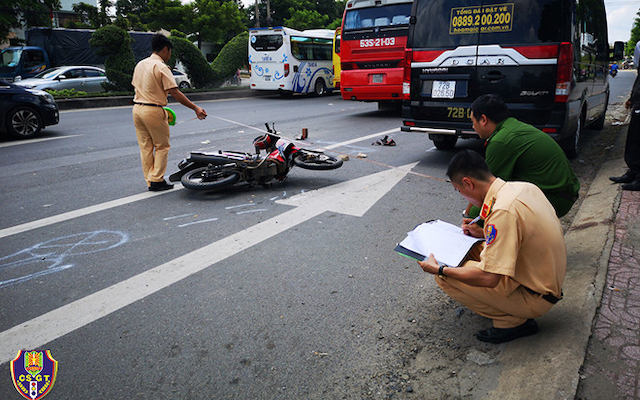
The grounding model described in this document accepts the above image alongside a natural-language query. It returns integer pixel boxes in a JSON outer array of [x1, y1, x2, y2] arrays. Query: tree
[[89, 25, 135, 91], [626, 9, 640, 57], [1, 0, 61, 41], [190, 0, 246, 48], [284, 9, 329, 30], [68, 2, 101, 28], [142, 0, 191, 33]]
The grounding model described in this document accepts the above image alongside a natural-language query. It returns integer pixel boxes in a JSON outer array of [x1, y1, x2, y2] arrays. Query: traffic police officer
[[132, 33, 207, 191], [419, 149, 566, 343]]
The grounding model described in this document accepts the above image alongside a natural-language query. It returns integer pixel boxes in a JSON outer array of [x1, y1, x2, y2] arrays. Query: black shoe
[[609, 171, 636, 184], [622, 180, 640, 191], [148, 180, 174, 192], [476, 319, 539, 343]]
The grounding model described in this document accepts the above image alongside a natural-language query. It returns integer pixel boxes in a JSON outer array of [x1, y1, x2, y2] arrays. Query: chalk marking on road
[[0, 162, 417, 365], [236, 209, 268, 215], [177, 217, 219, 228], [162, 213, 193, 221], [0, 134, 83, 148], [225, 203, 255, 210], [0, 186, 183, 240], [0, 130, 401, 240], [0, 230, 129, 288]]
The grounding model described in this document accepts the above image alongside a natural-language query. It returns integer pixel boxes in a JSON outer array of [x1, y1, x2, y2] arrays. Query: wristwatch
[[438, 264, 446, 278]]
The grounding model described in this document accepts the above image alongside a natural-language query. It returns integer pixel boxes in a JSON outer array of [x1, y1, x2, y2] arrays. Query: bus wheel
[[314, 79, 326, 96]]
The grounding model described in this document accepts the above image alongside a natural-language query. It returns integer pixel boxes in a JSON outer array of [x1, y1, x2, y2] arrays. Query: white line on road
[[0, 129, 400, 240], [0, 186, 184, 240], [0, 134, 83, 148], [0, 163, 416, 364]]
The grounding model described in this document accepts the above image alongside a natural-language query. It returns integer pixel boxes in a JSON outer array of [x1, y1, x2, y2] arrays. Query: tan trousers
[[133, 105, 170, 185], [435, 276, 553, 328], [434, 244, 553, 328]]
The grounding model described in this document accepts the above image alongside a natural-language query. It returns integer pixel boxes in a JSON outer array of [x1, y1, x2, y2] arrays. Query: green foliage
[[170, 36, 218, 88], [250, 0, 345, 29], [45, 88, 88, 98], [69, 2, 101, 29], [1, 0, 61, 39], [89, 25, 136, 91], [210, 31, 248, 81], [626, 9, 640, 57], [190, 0, 246, 47], [284, 9, 329, 30], [143, 0, 191, 32]]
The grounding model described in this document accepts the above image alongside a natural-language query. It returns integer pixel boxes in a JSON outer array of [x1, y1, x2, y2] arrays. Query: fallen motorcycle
[[169, 123, 343, 191]]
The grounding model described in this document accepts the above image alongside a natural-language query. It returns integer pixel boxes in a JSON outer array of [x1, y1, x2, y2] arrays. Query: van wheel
[[314, 79, 326, 96], [562, 112, 583, 159], [432, 135, 457, 150]]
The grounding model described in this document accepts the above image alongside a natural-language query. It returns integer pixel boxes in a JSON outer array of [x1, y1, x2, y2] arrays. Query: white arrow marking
[[0, 162, 417, 364]]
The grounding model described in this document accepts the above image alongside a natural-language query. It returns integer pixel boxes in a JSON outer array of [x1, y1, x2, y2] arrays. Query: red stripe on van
[[506, 44, 559, 59]]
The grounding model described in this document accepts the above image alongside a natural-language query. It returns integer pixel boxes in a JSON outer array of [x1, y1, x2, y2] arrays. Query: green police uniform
[[469, 117, 579, 219]]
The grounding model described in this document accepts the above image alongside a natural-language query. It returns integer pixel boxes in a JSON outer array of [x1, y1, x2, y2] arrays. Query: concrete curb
[[484, 158, 624, 400], [55, 88, 272, 110]]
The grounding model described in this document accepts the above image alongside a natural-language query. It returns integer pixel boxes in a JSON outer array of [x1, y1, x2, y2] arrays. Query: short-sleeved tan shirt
[[132, 53, 177, 106], [465, 178, 566, 298]]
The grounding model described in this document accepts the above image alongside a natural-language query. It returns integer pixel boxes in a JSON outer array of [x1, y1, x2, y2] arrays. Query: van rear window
[[251, 34, 284, 52], [411, 0, 569, 48]]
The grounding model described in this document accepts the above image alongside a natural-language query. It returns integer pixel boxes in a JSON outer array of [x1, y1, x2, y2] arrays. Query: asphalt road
[[0, 93, 475, 399], [0, 69, 632, 399]]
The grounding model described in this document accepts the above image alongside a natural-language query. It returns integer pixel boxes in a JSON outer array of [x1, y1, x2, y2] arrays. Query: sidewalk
[[472, 158, 632, 400], [577, 181, 640, 398]]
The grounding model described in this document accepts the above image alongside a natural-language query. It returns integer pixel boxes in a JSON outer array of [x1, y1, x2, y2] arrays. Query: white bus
[[249, 27, 335, 96]]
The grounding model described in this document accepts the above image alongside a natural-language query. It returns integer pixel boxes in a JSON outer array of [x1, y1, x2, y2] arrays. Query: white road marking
[[0, 186, 183, 240], [0, 162, 417, 364], [0, 130, 399, 240], [0, 135, 83, 148]]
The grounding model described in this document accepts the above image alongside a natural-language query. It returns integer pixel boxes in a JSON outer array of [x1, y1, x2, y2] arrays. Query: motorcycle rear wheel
[[293, 150, 343, 170], [181, 166, 240, 191]]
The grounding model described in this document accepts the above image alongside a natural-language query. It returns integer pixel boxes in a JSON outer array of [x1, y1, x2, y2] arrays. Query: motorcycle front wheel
[[181, 166, 240, 191], [293, 150, 343, 170]]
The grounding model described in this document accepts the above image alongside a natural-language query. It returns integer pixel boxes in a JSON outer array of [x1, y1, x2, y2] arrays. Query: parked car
[[172, 69, 191, 89], [14, 65, 108, 93], [0, 79, 59, 138]]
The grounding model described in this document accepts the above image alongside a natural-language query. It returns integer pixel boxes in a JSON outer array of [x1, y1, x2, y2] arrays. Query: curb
[[55, 88, 273, 110], [483, 158, 624, 399]]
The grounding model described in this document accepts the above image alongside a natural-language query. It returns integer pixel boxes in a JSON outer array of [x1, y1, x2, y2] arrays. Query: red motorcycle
[[169, 123, 343, 191]]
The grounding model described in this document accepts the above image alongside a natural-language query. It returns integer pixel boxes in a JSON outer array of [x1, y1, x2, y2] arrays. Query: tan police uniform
[[131, 53, 178, 185], [436, 178, 566, 328]]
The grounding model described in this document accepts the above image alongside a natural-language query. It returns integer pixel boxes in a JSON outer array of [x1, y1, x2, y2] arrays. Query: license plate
[[372, 74, 384, 83], [265, 75, 271, 81], [432, 80, 456, 99]]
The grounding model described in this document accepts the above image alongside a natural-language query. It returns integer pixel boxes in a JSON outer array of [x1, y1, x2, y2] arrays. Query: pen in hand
[[467, 215, 482, 225]]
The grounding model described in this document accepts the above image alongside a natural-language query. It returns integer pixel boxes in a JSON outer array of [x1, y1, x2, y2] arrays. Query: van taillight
[[284, 63, 290, 77], [555, 42, 573, 103], [403, 49, 412, 100]]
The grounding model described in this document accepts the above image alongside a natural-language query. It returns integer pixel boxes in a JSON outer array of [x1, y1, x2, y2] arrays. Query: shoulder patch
[[485, 224, 498, 245]]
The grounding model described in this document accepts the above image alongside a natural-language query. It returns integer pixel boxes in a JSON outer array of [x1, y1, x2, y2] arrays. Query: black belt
[[524, 287, 563, 304], [134, 102, 164, 108]]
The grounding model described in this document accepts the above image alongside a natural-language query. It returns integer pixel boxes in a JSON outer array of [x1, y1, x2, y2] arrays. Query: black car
[[401, 0, 621, 158], [0, 79, 59, 139]]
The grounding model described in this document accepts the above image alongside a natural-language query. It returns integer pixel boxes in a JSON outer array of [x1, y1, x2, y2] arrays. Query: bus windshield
[[343, 3, 411, 31]]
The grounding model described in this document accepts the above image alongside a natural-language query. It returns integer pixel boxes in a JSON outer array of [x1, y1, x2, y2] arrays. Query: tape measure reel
[[164, 107, 176, 126]]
